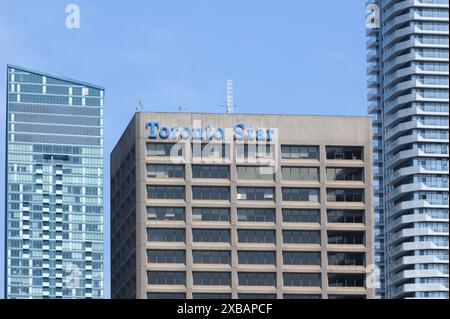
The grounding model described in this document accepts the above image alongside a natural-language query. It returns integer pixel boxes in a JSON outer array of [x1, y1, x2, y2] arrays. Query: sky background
[[0, 0, 369, 298]]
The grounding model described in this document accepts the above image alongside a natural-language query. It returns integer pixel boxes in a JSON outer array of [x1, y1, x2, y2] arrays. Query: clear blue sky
[[0, 0, 369, 298]]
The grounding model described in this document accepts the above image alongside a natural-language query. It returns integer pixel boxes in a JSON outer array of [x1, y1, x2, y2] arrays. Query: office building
[[111, 112, 374, 299], [366, 0, 449, 298], [4, 65, 104, 298]]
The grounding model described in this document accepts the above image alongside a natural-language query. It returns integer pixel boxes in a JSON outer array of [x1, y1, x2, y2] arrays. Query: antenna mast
[[226, 80, 234, 114]]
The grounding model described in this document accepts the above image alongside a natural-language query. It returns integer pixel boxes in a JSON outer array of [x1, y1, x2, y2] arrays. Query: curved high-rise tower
[[366, 0, 449, 299]]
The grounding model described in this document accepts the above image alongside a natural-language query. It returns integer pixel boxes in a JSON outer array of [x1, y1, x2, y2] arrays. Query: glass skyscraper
[[366, 0, 449, 298], [4, 65, 104, 298]]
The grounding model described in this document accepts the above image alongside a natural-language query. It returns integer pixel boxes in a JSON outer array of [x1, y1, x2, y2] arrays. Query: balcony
[[391, 283, 449, 298], [386, 199, 447, 218], [386, 165, 449, 184], [388, 240, 448, 259], [367, 89, 379, 101], [390, 269, 449, 286]]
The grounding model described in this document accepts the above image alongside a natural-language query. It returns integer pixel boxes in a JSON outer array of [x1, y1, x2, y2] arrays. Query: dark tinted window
[[326, 146, 363, 160], [192, 186, 230, 200], [192, 165, 230, 179]]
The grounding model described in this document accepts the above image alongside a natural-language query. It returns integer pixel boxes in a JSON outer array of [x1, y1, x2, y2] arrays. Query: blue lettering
[[192, 127, 203, 140], [214, 128, 224, 140], [171, 127, 179, 139], [146, 122, 274, 142], [159, 126, 170, 139], [146, 121, 160, 139], [205, 125, 214, 140], [267, 128, 274, 141], [256, 128, 266, 141], [180, 127, 191, 140], [234, 123, 245, 140], [247, 127, 254, 141]]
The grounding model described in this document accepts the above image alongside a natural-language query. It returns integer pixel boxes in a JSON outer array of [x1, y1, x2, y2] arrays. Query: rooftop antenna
[[137, 100, 144, 112], [174, 105, 187, 112], [226, 80, 234, 114]]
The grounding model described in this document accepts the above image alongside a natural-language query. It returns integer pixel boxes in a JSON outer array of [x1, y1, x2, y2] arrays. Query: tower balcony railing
[[388, 240, 448, 258], [383, 25, 417, 49], [385, 92, 419, 114], [385, 105, 427, 128], [383, 12, 415, 36], [390, 269, 449, 286], [384, 39, 416, 61], [389, 255, 449, 273], [384, 52, 416, 74], [383, 0, 416, 22], [391, 283, 449, 298], [386, 199, 448, 218], [385, 165, 449, 184], [384, 66, 417, 87], [384, 79, 418, 101]]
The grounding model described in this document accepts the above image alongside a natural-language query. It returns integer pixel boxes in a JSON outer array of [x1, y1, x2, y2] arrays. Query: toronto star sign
[[145, 121, 275, 142]]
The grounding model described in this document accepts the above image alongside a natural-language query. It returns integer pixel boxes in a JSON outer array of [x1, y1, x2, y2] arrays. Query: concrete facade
[[111, 112, 374, 299]]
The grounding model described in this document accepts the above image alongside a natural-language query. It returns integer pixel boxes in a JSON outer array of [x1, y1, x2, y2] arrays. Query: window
[[238, 230, 276, 243], [193, 272, 231, 286], [328, 252, 365, 266], [328, 274, 365, 287], [192, 143, 229, 159], [281, 145, 319, 160], [282, 167, 319, 181], [283, 230, 321, 244], [192, 207, 230, 222], [328, 231, 364, 245], [282, 209, 320, 223], [147, 228, 185, 242], [192, 250, 231, 264], [327, 189, 364, 202], [147, 271, 185, 285], [326, 146, 363, 160], [236, 166, 274, 180], [238, 272, 276, 286], [236, 144, 274, 159], [326, 167, 363, 181], [283, 273, 321, 287], [192, 165, 230, 179], [237, 187, 274, 201], [193, 293, 232, 299], [192, 229, 230, 243], [282, 188, 319, 202], [238, 294, 276, 299], [147, 250, 185, 264], [328, 295, 366, 299], [147, 207, 185, 221], [147, 185, 185, 200], [148, 293, 186, 299], [327, 210, 364, 224], [237, 208, 275, 222], [147, 164, 184, 178], [192, 186, 230, 200], [238, 251, 276, 265], [283, 251, 321, 265], [284, 294, 321, 299], [147, 143, 182, 156]]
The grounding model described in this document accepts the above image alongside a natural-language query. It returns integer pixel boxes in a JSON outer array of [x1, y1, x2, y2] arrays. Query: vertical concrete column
[[275, 151, 284, 299], [364, 139, 375, 299], [185, 141, 193, 298], [230, 156, 238, 299], [319, 144, 328, 298]]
